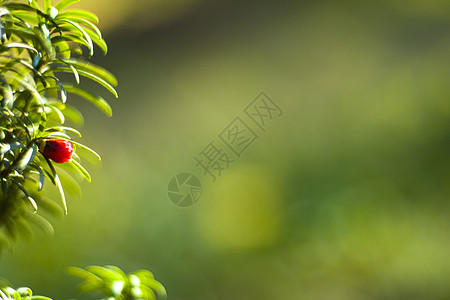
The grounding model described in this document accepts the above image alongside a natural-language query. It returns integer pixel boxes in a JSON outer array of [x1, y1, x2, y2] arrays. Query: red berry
[[39, 139, 74, 163]]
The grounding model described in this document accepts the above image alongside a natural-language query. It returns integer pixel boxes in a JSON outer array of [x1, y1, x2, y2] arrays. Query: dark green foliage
[[0, 0, 117, 251], [69, 266, 167, 300]]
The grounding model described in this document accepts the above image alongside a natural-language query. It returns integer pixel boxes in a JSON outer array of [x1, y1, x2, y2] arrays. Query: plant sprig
[[69, 265, 167, 300], [0, 0, 117, 251]]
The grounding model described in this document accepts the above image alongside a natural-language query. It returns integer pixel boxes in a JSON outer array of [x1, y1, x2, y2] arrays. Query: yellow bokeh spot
[[196, 165, 283, 251]]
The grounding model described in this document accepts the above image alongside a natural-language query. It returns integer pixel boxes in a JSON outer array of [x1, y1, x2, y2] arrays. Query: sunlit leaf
[[55, 0, 80, 12], [28, 0, 40, 10], [106, 266, 127, 281], [63, 84, 112, 116], [57, 103, 84, 126], [140, 285, 157, 300], [65, 60, 117, 86], [143, 278, 167, 297], [70, 159, 90, 182], [51, 33, 91, 51], [0, 42, 38, 54], [39, 131, 71, 140], [44, 104, 65, 124], [52, 68, 118, 97], [16, 287, 32, 297], [71, 140, 101, 161], [75, 18, 102, 39], [55, 10, 99, 23], [45, 126, 81, 137], [54, 40, 71, 59], [85, 29, 107, 54], [62, 19, 93, 56], [11, 11, 39, 25], [44, 156, 67, 215], [2, 3, 58, 28], [54, 172, 66, 215], [87, 266, 122, 281], [43, 0, 51, 14]]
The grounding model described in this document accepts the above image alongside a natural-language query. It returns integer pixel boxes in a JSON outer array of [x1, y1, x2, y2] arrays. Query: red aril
[[39, 139, 74, 163]]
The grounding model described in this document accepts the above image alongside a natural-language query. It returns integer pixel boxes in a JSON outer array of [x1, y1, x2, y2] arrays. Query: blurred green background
[[1, 0, 450, 299]]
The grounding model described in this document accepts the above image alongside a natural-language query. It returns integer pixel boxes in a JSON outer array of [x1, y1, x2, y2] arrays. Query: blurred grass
[[1, 0, 450, 299]]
